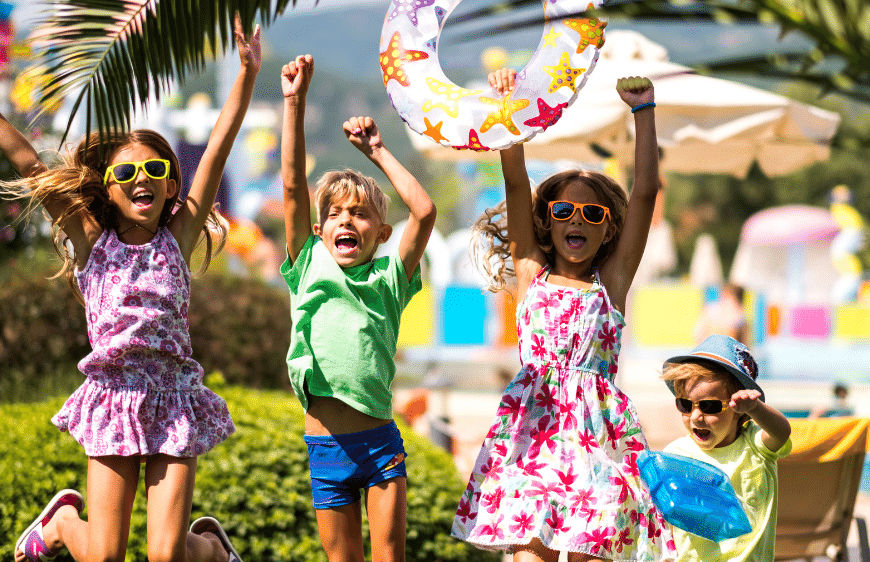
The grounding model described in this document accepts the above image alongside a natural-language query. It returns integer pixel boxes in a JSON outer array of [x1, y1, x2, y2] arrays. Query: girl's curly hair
[[471, 170, 628, 293], [2, 129, 226, 303]]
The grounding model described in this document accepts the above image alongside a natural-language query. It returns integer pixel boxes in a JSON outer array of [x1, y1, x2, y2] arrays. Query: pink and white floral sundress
[[52, 228, 235, 457], [452, 266, 676, 560]]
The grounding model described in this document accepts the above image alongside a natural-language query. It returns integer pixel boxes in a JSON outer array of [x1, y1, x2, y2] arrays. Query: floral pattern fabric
[[452, 267, 675, 560], [52, 228, 235, 457]]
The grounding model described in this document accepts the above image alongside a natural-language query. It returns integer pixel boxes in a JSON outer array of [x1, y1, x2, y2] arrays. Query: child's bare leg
[[56, 456, 139, 562], [513, 539, 560, 562], [144, 454, 226, 562], [365, 477, 407, 562], [567, 553, 611, 562], [315, 503, 365, 562]]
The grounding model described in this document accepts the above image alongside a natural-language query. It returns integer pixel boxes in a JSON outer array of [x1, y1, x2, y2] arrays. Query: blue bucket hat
[[663, 335, 764, 402]]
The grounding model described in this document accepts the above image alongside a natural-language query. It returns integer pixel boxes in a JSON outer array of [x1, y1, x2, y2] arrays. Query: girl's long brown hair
[[3, 129, 227, 303], [471, 170, 628, 293]]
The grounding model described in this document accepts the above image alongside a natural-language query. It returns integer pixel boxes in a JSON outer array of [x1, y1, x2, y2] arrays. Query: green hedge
[[0, 268, 293, 402], [0, 382, 499, 562]]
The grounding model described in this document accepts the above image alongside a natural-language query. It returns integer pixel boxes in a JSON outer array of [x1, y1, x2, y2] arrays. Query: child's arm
[[0, 113, 46, 178], [490, 68, 546, 299], [170, 14, 261, 262], [344, 116, 435, 281], [600, 76, 658, 311], [281, 54, 314, 262], [500, 144, 545, 300], [731, 389, 792, 452]]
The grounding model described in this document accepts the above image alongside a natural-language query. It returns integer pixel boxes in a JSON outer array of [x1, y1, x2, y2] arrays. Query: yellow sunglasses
[[104, 159, 170, 185]]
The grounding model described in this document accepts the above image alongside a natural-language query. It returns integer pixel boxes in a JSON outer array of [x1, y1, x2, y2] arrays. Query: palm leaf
[[26, 0, 301, 148], [449, 0, 870, 104]]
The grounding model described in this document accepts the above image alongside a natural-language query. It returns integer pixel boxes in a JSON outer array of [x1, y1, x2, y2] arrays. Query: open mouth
[[566, 234, 586, 249], [335, 234, 358, 253], [132, 192, 154, 208], [693, 428, 712, 441]]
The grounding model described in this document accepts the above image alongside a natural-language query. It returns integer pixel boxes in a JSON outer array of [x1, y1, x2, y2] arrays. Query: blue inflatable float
[[638, 450, 752, 542]]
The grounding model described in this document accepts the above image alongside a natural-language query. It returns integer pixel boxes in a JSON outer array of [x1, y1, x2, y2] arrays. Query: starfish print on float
[[380, 31, 429, 87]]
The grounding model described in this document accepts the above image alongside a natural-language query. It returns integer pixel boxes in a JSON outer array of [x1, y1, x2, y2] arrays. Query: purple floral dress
[[52, 228, 235, 457], [452, 267, 676, 560]]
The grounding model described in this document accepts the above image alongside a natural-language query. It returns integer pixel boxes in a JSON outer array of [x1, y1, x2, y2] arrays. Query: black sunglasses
[[675, 397, 730, 415], [548, 201, 611, 224]]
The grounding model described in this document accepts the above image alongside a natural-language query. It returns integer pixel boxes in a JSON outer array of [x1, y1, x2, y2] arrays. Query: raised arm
[[0, 113, 46, 178], [170, 14, 261, 262], [345, 116, 435, 281], [500, 144, 545, 299], [281, 54, 315, 262], [489, 68, 545, 298], [600, 76, 658, 310]]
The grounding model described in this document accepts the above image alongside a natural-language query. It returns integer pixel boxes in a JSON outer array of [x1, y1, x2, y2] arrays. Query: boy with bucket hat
[[661, 335, 792, 561]]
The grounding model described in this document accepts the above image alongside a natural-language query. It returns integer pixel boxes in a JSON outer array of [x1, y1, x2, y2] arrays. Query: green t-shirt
[[663, 422, 792, 562], [281, 234, 421, 419]]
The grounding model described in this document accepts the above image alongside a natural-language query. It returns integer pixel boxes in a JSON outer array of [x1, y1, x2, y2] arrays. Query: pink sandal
[[15, 489, 84, 562], [190, 516, 243, 562]]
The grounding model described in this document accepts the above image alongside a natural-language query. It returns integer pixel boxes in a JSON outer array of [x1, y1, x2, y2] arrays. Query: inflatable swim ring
[[380, 0, 606, 151], [638, 450, 752, 542]]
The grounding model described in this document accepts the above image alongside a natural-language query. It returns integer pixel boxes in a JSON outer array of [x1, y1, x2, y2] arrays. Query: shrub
[[187, 275, 292, 391], [0, 383, 499, 562]]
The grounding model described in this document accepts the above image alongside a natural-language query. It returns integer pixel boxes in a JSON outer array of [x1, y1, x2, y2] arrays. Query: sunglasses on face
[[675, 397, 730, 415], [103, 159, 170, 185], [548, 201, 611, 224]]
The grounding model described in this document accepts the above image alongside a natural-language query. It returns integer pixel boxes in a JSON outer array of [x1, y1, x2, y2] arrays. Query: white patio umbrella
[[409, 30, 841, 178]]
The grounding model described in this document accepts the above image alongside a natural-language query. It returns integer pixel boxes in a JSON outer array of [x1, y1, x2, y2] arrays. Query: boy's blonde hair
[[314, 169, 389, 225]]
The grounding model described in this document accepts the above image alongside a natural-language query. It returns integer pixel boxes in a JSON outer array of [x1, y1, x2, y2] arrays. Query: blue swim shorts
[[304, 421, 407, 509]]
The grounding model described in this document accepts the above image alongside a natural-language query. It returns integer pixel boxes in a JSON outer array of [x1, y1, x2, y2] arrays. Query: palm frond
[[26, 0, 300, 148]]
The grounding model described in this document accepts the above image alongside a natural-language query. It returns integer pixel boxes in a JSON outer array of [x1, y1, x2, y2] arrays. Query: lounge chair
[[776, 417, 870, 562]]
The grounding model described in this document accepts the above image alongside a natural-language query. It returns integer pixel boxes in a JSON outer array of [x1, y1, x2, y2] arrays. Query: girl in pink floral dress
[[452, 72, 676, 562], [5, 16, 259, 562]]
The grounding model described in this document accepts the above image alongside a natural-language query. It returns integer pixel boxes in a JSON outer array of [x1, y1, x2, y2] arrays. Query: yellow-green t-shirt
[[663, 423, 792, 562], [281, 234, 421, 419]]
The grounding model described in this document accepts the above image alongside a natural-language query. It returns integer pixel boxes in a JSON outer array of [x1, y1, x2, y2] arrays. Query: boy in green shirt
[[661, 335, 792, 561], [279, 54, 437, 562]]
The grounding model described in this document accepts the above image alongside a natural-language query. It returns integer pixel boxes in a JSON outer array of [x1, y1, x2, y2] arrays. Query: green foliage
[[0, 267, 292, 402], [0, 263, 91, 401], [187, 274, 292, 391], [0, 386, 499, 562], [28, 0, 302, 145]]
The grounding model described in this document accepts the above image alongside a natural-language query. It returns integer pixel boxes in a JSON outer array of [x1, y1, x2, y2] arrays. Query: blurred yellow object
[[835, 305, 870, 340], [832, 254, 862, 275], [397, 282, 434, 346], [481, 47, 508, 72], [11, 69, 62, 114], [603, 157, 625, 186], [631, 284, 702, 346], [830, 202, 864, 230]]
